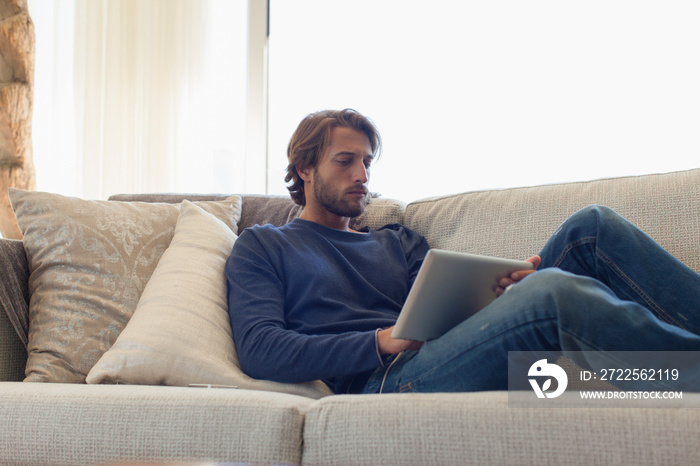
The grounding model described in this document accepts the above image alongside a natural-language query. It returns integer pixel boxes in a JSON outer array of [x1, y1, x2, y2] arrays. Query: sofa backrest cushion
[[403, 168, 700, 274], [109, 193, 301, 230], [109, 193, 407, 231]]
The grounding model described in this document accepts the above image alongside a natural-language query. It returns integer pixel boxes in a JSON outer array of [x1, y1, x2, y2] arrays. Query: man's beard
[[312, 170, 369, 218]]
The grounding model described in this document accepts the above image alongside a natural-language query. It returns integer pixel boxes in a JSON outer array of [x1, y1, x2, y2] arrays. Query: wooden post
[[0, 0, 35, 239]]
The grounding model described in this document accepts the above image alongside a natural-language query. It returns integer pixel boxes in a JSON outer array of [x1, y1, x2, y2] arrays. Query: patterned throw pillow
[[86, 201, 332, 399], [9, 189, 242, 383]]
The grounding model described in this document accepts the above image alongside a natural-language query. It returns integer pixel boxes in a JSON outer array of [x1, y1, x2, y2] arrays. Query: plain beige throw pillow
[[87, 201, 332, 399]]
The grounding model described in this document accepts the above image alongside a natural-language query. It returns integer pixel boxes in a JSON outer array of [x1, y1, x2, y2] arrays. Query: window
[[267, 0, 700, 202]]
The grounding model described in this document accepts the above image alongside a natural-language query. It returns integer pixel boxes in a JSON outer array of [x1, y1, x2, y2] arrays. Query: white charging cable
[[379, 351, 405, 394]]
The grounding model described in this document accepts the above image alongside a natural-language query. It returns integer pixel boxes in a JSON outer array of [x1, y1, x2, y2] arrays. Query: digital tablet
[[391, 249, 534, 341]]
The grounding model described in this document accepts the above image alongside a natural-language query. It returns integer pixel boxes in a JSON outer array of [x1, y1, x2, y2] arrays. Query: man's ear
[[296, 164, 313, 183]]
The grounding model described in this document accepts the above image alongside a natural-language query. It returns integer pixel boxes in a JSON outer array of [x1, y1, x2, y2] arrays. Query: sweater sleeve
[[225, 230, 381, 387], [379, 223, 430, 288]]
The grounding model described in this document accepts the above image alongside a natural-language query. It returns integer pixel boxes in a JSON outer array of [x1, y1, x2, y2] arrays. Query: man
[[226, 108, 700, 394]]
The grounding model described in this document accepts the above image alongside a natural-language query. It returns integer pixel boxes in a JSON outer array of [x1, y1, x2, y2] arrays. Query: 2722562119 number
[[591, 368, 679, 381]]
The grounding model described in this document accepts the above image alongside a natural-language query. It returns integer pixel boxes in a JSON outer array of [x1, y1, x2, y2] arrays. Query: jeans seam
[[595, 247, 686, 330], [553, 235, 686, 331], [552, 236, 596, 268], [398, 383, 412, 393]]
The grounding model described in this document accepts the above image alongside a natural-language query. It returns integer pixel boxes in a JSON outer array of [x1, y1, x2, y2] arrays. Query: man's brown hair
[[285, 109, 382, 206]]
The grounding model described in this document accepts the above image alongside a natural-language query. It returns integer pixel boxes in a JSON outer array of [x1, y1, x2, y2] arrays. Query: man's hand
[[377, 327, 423, 355], [494, 255, 541, 297]]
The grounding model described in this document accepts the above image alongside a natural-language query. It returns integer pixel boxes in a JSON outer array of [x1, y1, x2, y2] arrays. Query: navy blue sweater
[[225, 218, 429, 393]]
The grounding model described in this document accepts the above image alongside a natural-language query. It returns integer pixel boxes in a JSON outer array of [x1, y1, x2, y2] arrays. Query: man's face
[[306, 126, 374, 218]]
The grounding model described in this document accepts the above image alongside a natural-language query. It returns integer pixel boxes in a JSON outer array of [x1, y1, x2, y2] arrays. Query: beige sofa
[[2, 168, 700, 465]]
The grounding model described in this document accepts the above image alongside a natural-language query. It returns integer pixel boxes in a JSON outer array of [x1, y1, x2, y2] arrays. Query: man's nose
[[353, 160, 369, 183]]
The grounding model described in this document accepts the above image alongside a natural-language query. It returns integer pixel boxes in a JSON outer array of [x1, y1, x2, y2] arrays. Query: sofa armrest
[[0, 238, 29, 381]]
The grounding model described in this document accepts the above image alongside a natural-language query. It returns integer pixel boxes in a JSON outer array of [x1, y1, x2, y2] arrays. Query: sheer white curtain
[[30, 0, 247, 200]]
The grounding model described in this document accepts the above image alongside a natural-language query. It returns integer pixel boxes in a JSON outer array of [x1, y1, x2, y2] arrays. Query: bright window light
[[268, 1, 700, 202]]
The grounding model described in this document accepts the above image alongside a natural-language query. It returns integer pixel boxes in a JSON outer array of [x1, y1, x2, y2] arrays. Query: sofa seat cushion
[[404, 168, 700, 274], [303, 391, 700, 465], [0, 382, 313, 466]]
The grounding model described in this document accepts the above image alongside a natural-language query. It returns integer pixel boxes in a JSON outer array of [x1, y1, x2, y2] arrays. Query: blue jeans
[[362, 205, 700, 393]]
